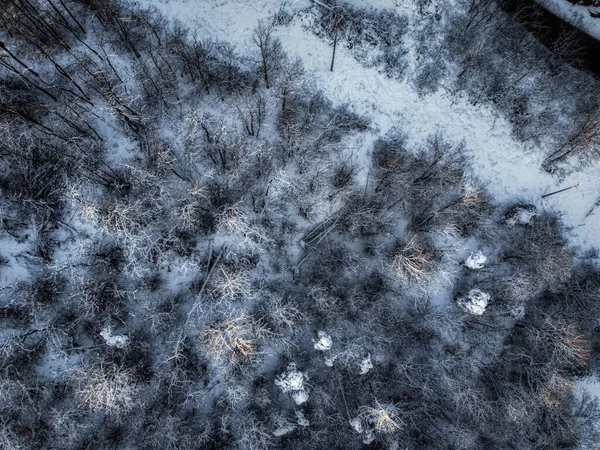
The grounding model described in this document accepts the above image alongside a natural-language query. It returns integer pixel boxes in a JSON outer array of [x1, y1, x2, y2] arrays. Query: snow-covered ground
[[537, 0, 600, 41], [141, 0, 600, 259]]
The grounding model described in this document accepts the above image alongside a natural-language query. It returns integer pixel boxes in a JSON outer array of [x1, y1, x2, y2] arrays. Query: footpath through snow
[[144, 0, 600, 257]]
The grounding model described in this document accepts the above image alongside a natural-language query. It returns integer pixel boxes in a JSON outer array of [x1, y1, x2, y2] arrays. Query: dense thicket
[[1, 1, 599, 449]]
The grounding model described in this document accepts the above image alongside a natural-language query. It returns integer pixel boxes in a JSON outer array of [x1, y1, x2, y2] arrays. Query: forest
[[1, 0, 600, 449]]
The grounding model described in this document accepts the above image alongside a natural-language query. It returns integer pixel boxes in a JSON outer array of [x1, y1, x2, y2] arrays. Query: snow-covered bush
[[465, 251, 486, 269], [202, 315, 257, 368], [74, 364, 139, 416], [504, 204, 537, 227], [456, 289, 490, 315], [296, 411, 309, 427], [275, 363, 309, 405], [314, 331, 332, 351], [359, 401, 404, 434], [393, 235, 437, 285], [100, 326, 129, 348]]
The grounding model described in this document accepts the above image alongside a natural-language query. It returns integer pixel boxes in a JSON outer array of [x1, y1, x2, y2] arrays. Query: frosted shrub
[[276, 363, 309, 405], [359, 401, 404, 434], [276, 364, 304, 391], [257, 296, 305, 334], [202, 315, 256, 367], [456, 289, 490, 315], [291, 389, 309, 405], [74, 364, 138, 416], [393, 235, 435, 285], [209, 266, 255, 304], [350, 417, 363, 434]]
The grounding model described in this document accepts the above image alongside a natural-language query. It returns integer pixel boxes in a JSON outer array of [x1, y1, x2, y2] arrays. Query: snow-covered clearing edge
[[537, 0, 600, 41]]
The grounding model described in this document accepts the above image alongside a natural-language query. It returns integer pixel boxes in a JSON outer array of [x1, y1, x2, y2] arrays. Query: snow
[[350, 417, 363, 433], [465, 251, 487, 269], [456, 289, 490, 315], [578, 374, 600, 399], [140, 0, 309, 48], [505, 204, 538, 227], [100, 327, 129, 348], [273, 424, 296, 436], [138, 0, 600, 258], [296, 411, 310, 426], [276, 363, 305, 391], [359, 354, 373, 375], [537, 0, 600, 41], [0, 236, 33, 286], [291, 389, 309, 405], [324, 354, 336, 367], [314, 330, 332, 350], [275, 363, 310, 404]]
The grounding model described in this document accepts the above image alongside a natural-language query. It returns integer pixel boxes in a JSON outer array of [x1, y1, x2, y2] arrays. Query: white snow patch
[[314, 330, 332, 351], [350, 417, 364, 434], [359, 354, 373, 375], [273, 425, 296, 436], [578, 374, 600, 399], [457, 289, 490, 315], [291, 389, 310, 405], [465, 251, 487, 269], [276, 363, 309, 404], [296, 411, 310, 427], [505, 205, 537, 227], [100, 327, 129, 348], [324, 354, 336, 367]]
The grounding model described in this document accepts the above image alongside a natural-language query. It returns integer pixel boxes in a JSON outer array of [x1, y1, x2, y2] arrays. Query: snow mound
[[505, 204, 537, 227], [276, 363, 309, 405], [292, 389, 309, 405], [100, 327, 129, 348], [350, 417, 363, 434], [296, 411, 310, 427], [359, 354, 373, 375], [457, 289, 490, 315], [324, 354, 336, 367], [314, 331, 332, 351], [465, 251, 486, 269], [273, 425, 296, 436]]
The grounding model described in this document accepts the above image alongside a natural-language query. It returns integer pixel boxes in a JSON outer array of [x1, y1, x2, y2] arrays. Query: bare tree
[[252, 20, 283, 89], [544, 105, 600, 169], [236, 92, 267, 138], [277, 56, 304, 111]]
